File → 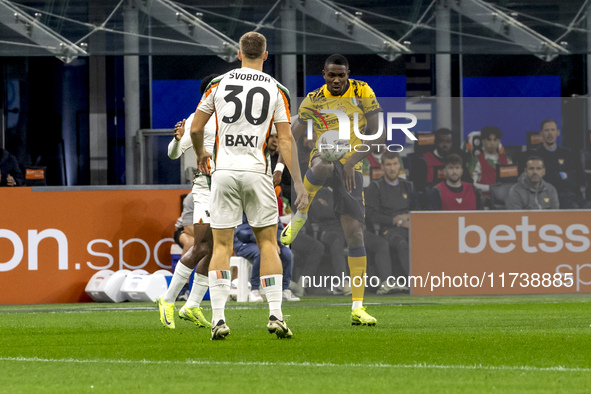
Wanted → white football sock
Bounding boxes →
[352,300,363,310]
[261,274,283,320]
[209,270,231,324]
[185,273,209,308]
[163,263,193,303]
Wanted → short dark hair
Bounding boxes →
[324,54,349,70]
[434,128,452,143]
[540,118,558,130]
[200,74,219,95]
[381,150,401,164]
[481,126,502,140]
[444,153,463,167]
[525,155,545,168]
[239,31,267,60]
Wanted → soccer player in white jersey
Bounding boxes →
[156,75,218,330]
[190,31,307,340]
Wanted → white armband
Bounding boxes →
[274,163,285,173]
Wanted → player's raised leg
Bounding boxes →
[341,215,376,326]
[208,227,234,340]
[281,157,333,245]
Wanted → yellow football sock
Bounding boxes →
[299,173,323,214]
[348,256,367,302]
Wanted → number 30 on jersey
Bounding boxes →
[222,85,270,125]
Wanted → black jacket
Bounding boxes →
[531,145,584,194]
[0,149,24,186]
[365,177,420,230]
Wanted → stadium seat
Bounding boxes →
[496,164,519,183]
[119,269,171,302]
[85,269,130,302]
[229,256,252,303]
[24,166,47,186]
[414,132,436,153]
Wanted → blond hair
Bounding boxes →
[239,31,267,60]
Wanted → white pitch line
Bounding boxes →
[0,357,589,373]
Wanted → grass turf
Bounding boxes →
[1,295,590,393]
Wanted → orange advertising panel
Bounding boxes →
[410,211,591,295]
[0,186,190,304]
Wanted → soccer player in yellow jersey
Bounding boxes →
[280,54,384,326]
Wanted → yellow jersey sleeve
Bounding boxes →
[355,81,381,115]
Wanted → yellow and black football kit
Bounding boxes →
[297,79,381,223]
[298,79,382,171]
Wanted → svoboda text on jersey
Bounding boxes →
[228,72,272,83]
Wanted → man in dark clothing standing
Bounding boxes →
[531,119,589,209]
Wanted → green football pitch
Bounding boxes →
[1,295,590,393]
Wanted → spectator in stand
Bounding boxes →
[429,153,482,210]
[419,128,454,186]
[530,119,590,208]
[0,148,24,186]
[365,151,418,289]
[409,128,453,192]
[467,126,512,193]
[411,128,472,197]
[505,156,559,210]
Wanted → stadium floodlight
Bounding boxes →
[0,0,87,63]
[448,0,569,61]
[295,0,411,61]
[138,0,239,62]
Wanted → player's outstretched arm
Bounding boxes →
[190,110,213,174]
[276,121,308,211]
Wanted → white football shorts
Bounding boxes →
[192,174,211,225]
[210,170,278,229]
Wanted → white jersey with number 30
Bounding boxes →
[197,67,291,175]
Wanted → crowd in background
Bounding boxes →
[263,117,591,296]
